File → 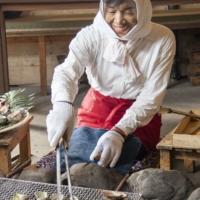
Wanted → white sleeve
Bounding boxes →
[51,29,93,104]
[116,34,176,135]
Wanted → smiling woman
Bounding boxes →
[46,0,176,176]
[104,0,137,37]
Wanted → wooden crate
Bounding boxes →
[189,64,200,76]
[191,42,200,52]
[190,52,200,64]
[172,110,200,149]
[188,75,200,86]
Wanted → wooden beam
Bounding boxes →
[151,0,200,6]
[0,0,99,3]
[39,36,47,96]
[160,149,171,170]
[184,159,194,173]
[0,0,199,5]
[6,35,75,44]
[6,28,80,38]
[0,7,9,95]
[1,2,99,11]
[5,13,96,23]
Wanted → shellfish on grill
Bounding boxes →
[34,191,49,200]
[11,193,29,200]
[0,114,7,125]
[101,190,127,200]
[51,193,64,200]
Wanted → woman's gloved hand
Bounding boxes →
[46,102,74,147]
[90,130,125,168]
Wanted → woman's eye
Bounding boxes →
[106,10,116,14]
[124,9,137,15]
[124,12,135,16]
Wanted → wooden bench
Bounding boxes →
[0,114,33,178]
[157,125,200,173]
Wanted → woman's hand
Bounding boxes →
[90,130,124,167]
[46,102,74,147]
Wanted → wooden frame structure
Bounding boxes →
[1,0,200,95]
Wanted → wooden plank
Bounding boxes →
[0,0,199,5]
[184,160,194,173]
[0,7,9,95]
[156,128,175,150]
[173,116,191,134]
[5,13,96,23]
[6,35,75,43]
[39,36,47,95]
[151,0,200,6]
[1,2,99,11]
[174,151,200,161]
[0,0,99,3]
[153,8,200,17]
[0,146,11,176]
[189,64,200,76]
[173,134,200,149]
[160,149,171,170]
[19,128,31,164]
[6,36,38,43]
[6,27,80,37]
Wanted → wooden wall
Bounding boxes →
[7,39,70,85]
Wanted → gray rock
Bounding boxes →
[187,188,200,200]
[69,163,129,190]
[0,171,4,177]
[17,168,56,184]
[123,168,196,200]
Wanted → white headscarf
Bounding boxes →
[93,0,153,82]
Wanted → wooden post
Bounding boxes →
[39,36,47,95]
[19,125,31,164]
[160,149,171,170]
[0,146,11,176]
[0,7,9,95]
[184,160,194,173]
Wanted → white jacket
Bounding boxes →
[51,0,176,135]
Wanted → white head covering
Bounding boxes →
[93,0,153,82]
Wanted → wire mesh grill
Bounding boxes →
[0,177,142,200]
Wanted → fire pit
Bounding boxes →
[0,177,142,200]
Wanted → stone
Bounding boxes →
[69,163,129,190]
[187,188,200,200]
[0,171,4,177]
[123,168,196,200]
[17,168,56,184]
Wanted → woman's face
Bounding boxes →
[104,0,137,37]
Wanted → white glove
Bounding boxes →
[90,130,124,168]
[46,102,74,147]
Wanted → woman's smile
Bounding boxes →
[104,0,137,37]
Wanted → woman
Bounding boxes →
[46,0,175,175]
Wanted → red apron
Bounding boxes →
[77,88,162,152]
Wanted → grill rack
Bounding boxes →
[0,177,142,200]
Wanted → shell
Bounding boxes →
[34,191,49,200]
[101,190,127,200]
[11,193,29,200]
[51,193,64,200]
[0,100,9,115]
[7,108,26,123]
[0,114,7,125]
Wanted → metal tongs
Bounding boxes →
[56,138,73,200]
